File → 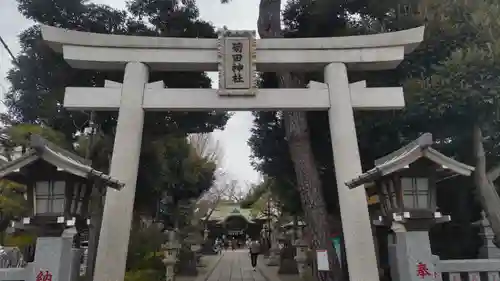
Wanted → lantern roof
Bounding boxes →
[0,134,124,190]
[346,133,474,189]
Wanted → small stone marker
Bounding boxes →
[316,249,330,271]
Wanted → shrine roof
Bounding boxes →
[345,133,475,189]
[204,203,255,224]
[0,135,123,190]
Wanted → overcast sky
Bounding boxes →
[0,0,262,187]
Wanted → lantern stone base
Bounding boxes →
[388,230,437,281]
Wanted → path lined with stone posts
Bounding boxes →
[206,250,268,281]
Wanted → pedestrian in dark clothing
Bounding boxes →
[249,240,261,271]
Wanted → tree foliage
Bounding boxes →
[5,1,227,278]
[125,224,166,281]
[0,180,27,233]
[152,135,217,225]
[8,0,228,141]
[248,0,498,260]
[240,180,268,209]
[7,0,228,217]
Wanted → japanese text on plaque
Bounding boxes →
[224,38,250,89]
[231,42,244,84]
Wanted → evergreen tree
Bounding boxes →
[6,0,228,279]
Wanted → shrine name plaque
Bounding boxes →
[217,29,257,96]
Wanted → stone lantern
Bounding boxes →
[163,230,180,281]
[346,133,474,281]
[185,229,203,271]
[346,133,474,227]
[0,134,123,237]
[293,221,308,278]
[0,134,123,280]
[371,162,444,228]
[203,228,209,241]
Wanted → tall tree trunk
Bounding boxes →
[257,1,341,280]
[473,124,500,247]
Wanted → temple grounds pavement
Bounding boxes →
[188,250,301,281]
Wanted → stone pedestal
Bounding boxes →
[32,230,78,281]
[388,225,437,281]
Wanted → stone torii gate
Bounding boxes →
[41,25,424,281]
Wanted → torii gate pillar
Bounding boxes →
[325,63,379,279]
[93,62,148,281]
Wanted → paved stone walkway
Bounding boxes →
[206,250,267,281]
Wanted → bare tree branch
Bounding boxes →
[187,133,224,166]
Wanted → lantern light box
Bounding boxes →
[346,133,474,227]
[0,134,123,234]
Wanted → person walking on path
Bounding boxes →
[249,239,261,271]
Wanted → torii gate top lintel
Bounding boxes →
[41,24,424,72]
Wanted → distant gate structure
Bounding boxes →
[41,25,425,281]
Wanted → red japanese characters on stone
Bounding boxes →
[416,262,432,279]
[36,270,53,281]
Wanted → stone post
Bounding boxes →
[324,62,379,281]
[163,231,180,281]
[30,227,79,281]
[388,222,439,281]
[94,62,149,281]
